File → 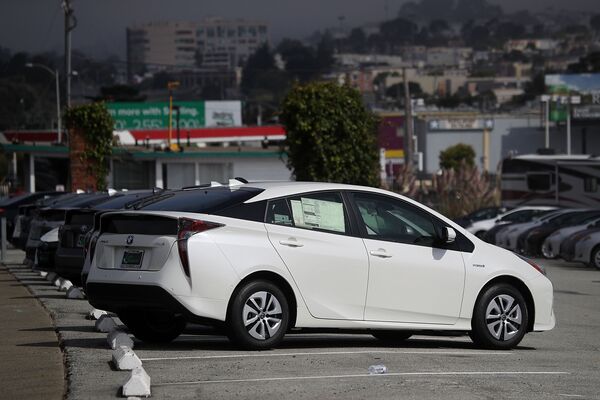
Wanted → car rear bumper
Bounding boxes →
[36,242,58,270]
[55,247,85,281]
[86,282,222,326]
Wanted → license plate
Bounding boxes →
[120,250,144,269]
[77,235,85,248]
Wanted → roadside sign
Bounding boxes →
[107,102,205,131]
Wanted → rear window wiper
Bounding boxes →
[132,192,174,210]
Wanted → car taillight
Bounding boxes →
[88,235,99,261]
[177,218,224,278]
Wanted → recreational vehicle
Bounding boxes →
[501,154,600,208]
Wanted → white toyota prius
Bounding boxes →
[86,181,555,350]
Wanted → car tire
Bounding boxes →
[372,330,412,343]
[589,246,600,270]
[475,230,486,239]
[227,280,289,350]
[118,310,186,344]
[470,283,528,350]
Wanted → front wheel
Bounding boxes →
[118,310,186,344]
[471,284,528,350]
[589,246,600,270]
[227,280,289,350]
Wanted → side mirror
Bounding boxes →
[442,227,457,244]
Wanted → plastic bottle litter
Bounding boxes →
[368,364,388,374]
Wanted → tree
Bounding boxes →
[276,39,319,82]
[429,19,450,36]
[97,85,146,102]
[347,28,367,53]
[568,52,600,73]
[385,82,423,102]
[315,33,335,73]
[380,18,418,44]
[65,102,114,190]
[281,82,379,186]
[241,44,285,95]
[439,143,476,170]
[242,44,291,124]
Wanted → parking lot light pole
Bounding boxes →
[541,95,550,148]
[25,62,62,144]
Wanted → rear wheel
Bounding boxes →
[471,283,528,350]
[118,310,186,344]
[475,230,486,239]
[227,280,289,350]
[589,246,600,270]
[372,330,412,343]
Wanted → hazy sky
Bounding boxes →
[1,0,598,59]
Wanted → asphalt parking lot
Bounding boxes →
[4,250,600,399]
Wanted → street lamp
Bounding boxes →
[25,62,62,144]
[540,95,551,148]
[541,94,581,154]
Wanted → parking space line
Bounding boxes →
[153,371,569,386]
[140,350,512,362]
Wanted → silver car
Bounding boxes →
[542,217,600,259]
[572,230,600,269]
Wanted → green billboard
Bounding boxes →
[107,102,205,130]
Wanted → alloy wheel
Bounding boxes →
[485,294,522,341]
[242,291,283,340]
[593,249,600,270]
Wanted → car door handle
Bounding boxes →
[369,249,392,258]
[279,239,304,248]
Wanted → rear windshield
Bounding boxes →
[57,194,111,208]
[94,192,154,210]
[139,187,264,213]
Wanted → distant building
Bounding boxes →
[127,21,197,80]
[196,18,269,69]
[126,18,270,81]
[504,39,559,53]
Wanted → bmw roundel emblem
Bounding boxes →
[126,235,134,245]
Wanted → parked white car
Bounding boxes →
[572,230,600,269]
[496,210,565,250]
[86,182,555,350]
[542,217,600,259]
[466,206,556,238]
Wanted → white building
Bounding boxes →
[196,18,269,69]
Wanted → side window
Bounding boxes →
[352,192,437,246]
[584,177,598,193]
[502,210,528,223]
[265,198,293,226]
[287,192,349,234]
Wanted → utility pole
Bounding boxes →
[403,67,413,168]
[167,81,180,151]
[63,0,76,109]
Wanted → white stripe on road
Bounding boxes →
[140,350,512,362]
[153,371,568,386]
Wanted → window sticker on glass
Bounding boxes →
[274,213,292,225]
[290,198,345,232]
